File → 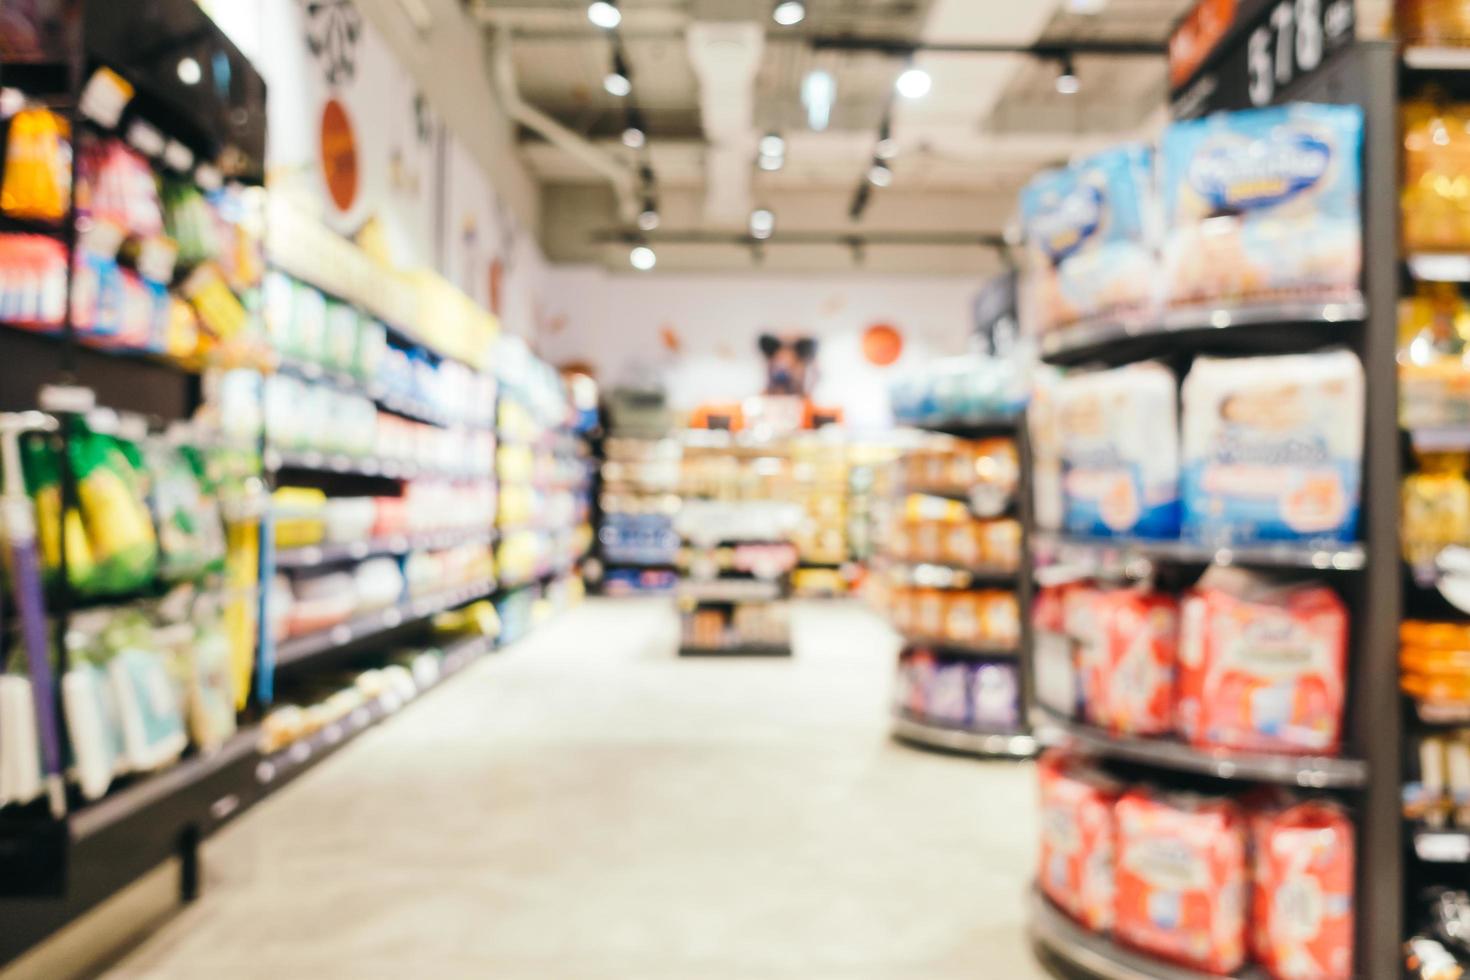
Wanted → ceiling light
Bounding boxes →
[604,71,631,97]
[867,163,893,188]
[802,69,835,132]
[875,137,898,160]
[622,126,646,148]
[895,66,931,99]
[772,1,806,25]
[749,207,775,240]
[757,153,783,172]
[630,244,657,271]
[759,132,785,159]
[1055,56,1080,95]
[1067,0,1108,12]
[176,57,202,85]
[587,1,621,29]
[638,201,660,231]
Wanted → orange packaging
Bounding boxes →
[1099,590,1179,736]
[1114,788,1248,974]
[1178,572,1347,755]
[1251,800,1355,980]
[1037,752,1120,932]
[976,590,1020,647]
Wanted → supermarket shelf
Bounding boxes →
[1414,829,1470,863]
[677,579,783,603]
[264,447,487,482]
[1032,531,1366,572]
[904,415,1021,439]
[1030,706,1367,789]
[277,358,493,430]
[1030,888,1266,980]
[1404,46,1470,71]
[274,580,495,667]
[892,713,1036,758]
[678,643,791,657]
[899,632,1018,658]
[273,528,495,569]
[881,560,1017,589]
[1038,298,1364,367]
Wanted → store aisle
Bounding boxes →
[105,600,1044,980]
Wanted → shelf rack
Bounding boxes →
[891,714,1037,758]
[1025,39,1403,980]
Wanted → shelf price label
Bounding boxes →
[1170,0,1355,117]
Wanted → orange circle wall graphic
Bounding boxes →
[320,98,358,212]
[862,323,903,366]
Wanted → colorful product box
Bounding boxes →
[1020,144,1158,331]
[1180,350,1363,546]
[1178,570,1348,756]
[1160,102,1363,309]
[1055,363,1181,539]
[1114,788,1249,975]
[1037,752,1120,932]
[1251,799,1355,980]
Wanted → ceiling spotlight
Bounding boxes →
[772,1,806,25]
[1055,56,1080,95]
[604,71,631,97]
[757,153,784,172]
[749,207,776,240]
[875,137,899,160]
[176,57,202,85]
[759,132,785,159]
[638,200,660,231]
[587,1,621,29]
[1067,0,1108,11]
[895,66,932,99]
[630,244,656,271]
[802,69,835,132]
[622,126,646,148]
[867,162,893,188]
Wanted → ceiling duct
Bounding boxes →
[685,21,763,226]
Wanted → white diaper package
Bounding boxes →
[0,676,41,807]
[1180,350,1363,545]
[1055,362,1181,539]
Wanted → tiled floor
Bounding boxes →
[100,599,1046,979]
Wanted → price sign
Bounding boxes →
[1170,0,1355,117]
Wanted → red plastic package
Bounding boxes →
[1251,799,1355,980]
[1178,570,1347,755]
[1064,585,1109,728]
[1114,787,1249,974]
[1037,752,1120,931]
[1099,590,1179,735]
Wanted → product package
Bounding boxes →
[1180,350,1364,546]
[1090,588,1180,736]
[1251,798,1356,980]
[1114,787,1249,974]
[0,675,42,807]
[1055,362,1180,539]
[1404,451,1470,569]
[1020,144,1158,332]
[1404,99,1470,252]
[1033,585,1078,718]
[2,107,71,222]
[1161,103,1363,308]
[61,663,127,800]
[1037,752,1120,933]
[1178,568,1349,755]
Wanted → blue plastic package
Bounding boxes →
[1055,362,1181,540]
[1020,144,1157,331]
[1160,102,1363,308]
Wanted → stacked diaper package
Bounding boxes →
[1022,102,1364,335]
[1040,752,1356,979]
[1052,350,1364,548]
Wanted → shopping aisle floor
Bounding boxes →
[105,599,1045,980]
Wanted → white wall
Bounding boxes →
[539,266,981,429]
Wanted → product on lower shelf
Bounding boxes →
[1249,798,1355,980]
[1037,751,1120,932]
[895,649,1020,732]
[1113,787,1249,974]
[887,586,1019,649]
[1402,620,1470,725]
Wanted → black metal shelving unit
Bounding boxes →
[1025,35,1404,980]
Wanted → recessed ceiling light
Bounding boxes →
[1055,56,1080,95]
[759,132,785,159]
[638,201,660,231]
[587,1,621,29]
[630,244,657,270]
[895,67,931,99]
[1067,0,1108,12]
[772,1,806,26]
[622,126,646,148]
[875,137,898,160]
[604,71,632,97]
[867,163,893,188]
[177,57,202,85]
[758,153,784,172]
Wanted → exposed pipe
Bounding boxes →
[489,29,639,222]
